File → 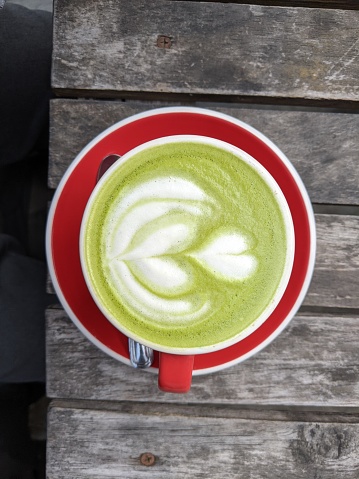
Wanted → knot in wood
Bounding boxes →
[140,452,156,466]
[157,35,172,49]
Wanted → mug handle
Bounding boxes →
[158,353,195,393]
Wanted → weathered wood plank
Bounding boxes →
[46,212,359,308]
[52,0,359,102]
[46,309,359,407]
[188,0,359,10]
[46,399,359,423]
[49,99,359,205]
[307,214,359,309]
[47,406,359,478]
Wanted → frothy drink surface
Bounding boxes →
[83,141,288,349]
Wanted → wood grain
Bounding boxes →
[49,99,359,205]
[47,406,359,478]
[46,309,359,407]
[198,0,359,9]
[52,0,359,102]
[307,214,359,309]
[46,212,359,309]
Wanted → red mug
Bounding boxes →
[79,135,295,393]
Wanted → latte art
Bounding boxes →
[82,139,292,351]
[105,175,257,325]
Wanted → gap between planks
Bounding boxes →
[48,398,359,423]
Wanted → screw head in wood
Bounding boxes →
[157,35,172,49]
[140,452,156,466]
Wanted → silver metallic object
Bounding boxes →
[128,338,154,369]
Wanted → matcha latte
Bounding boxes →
[80,136,294,353]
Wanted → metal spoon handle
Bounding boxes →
[128,338,154,369]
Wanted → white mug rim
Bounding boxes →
[79,134,295,355]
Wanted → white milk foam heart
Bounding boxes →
[104,176,257,323]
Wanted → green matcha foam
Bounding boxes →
[82,139,290,350]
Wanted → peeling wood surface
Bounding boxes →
[47,406,359,478]
[307,214,359,309]
[52,0,359,102]
[49,99,359,205]
[206,0,359,9]
[46,309,359,407]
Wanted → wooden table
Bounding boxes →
[46,1,359,477]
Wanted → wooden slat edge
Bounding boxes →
[49,99,359,205]
[46,309,359,407]
[45,212,359,310]
[175,0,359,11]
[52,1,359,102]
[47,406,359,478]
